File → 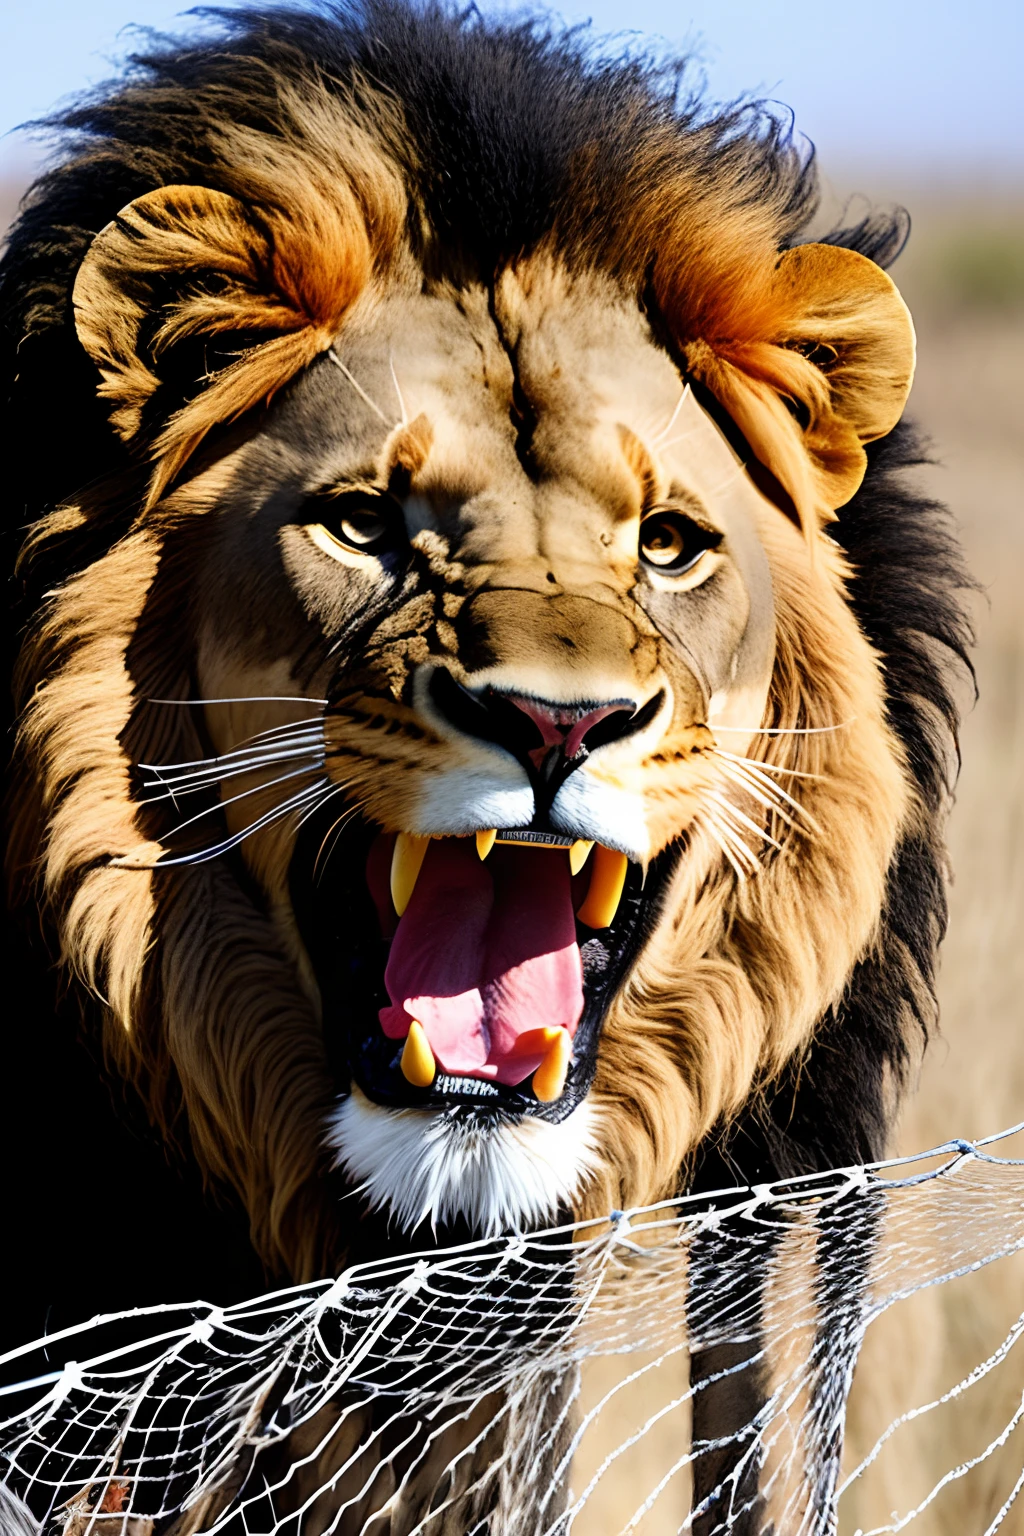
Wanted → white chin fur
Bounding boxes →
[326,1087,603,1236]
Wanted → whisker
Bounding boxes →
[140,761,323,804]
[717,832,762,879]
[712,752,825,836]
[151,773,185,814]
[138,725,324,780]
[713,749,825,782]
[327,349,395,425]
[233,719,326,747]
[112,783,326,869]
[314,801,365,885]
[716,844,750,883]
[705,800,762,866]
[311,802,350,877]
[293,779,352,833]
[709,791,784,852]
[186,784,327,864]
[389,351,408,426]
[713,754,800,811]
[712,762,799,829]
[710,720,855,736]
[715,799,771,865]
[142,738,322,777]
[139,742,326,800]
[146,695,328,707]
[651,383,690,447]
[717,763,812,840]
[137,717,325,802]
[699,814,746,880]
[292,779,351,847]
[705,463,748,496]
[146,764,326,843]
[702,811,757,881]
[649,427,704,454]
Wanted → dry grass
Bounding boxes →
[3,172,1022,1530]
[840,191,1024,1536]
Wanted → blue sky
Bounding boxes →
[2,0,1022,178]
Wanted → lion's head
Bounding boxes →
[4,1,964,1281]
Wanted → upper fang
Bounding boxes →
[569,839,594,875]
[575,846,628,929]
[391,833,430,917]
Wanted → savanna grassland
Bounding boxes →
[2,168,1022,1533]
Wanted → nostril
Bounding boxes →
[427,669,547,757]
[426,668,664,773]
[574,690,665,753]
[562,702,634,759]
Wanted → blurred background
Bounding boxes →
[2,1,1022,1529]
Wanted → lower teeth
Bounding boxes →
[433,1074,500,1097]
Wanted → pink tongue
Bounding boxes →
[379,840,583,1086]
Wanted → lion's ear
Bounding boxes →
[73,182,373,503]
[664,244,915,529]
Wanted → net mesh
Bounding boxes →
[2,1128,1023,1536]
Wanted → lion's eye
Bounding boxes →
[335,508,390,550]
[639,510,721,577]
[304,492,405,560]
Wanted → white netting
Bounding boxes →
[2,1128,1023,1536]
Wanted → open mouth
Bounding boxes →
[290,814,675,1123]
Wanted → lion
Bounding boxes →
[1,0,972,1527]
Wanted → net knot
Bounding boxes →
[400,1261,431,1294]
[52,1360,82,1406]
[320,1273,352,1310]
[189,1309,222,1344]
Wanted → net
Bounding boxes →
[2,1127,1023,1536]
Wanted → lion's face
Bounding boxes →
[14,89,918,1265]
[202,271,775,842]
[182,267,785,1226]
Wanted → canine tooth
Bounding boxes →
[575,846,629,929]
[569,839,595,876]
[401,1020,436,1088]
[512,1025,564,1057]
[532,1027,571,1103]
[390,833,430,916]
[476,828,497,861]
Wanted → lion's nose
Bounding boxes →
[428,669,661,777]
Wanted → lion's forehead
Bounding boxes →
[340,277,688,514]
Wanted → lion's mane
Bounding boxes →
[1,1,972,1295]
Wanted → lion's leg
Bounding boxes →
[686,1223,777,1536]
[799,1185,885,1530]
[684,988,896,1535]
